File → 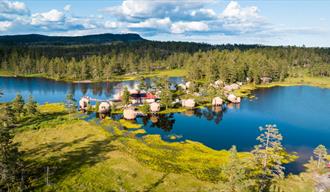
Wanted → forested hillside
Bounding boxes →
[0,33,330,82]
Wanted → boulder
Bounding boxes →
[212,97,223,106]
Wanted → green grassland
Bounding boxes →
[12,103,315,191]
[13,104,228,191]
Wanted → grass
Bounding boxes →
[37,103,66,113]
[119,119,142,129]
[158,107,188,114]
[0,69,15,76]
[11,103,314,191]
[14,103,231,191]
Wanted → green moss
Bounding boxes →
[119,119,142,129]
[159,107,187,114]
[37,103,66,113]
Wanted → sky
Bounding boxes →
[0,0,330,47]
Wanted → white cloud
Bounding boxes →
[31,9,64,25]
[64,4,71,12]
[103,0,216,22]
[0,21,13,31]
[222,1,259,19]
[171,21,209,34]
[219,1,264,33]
[104,21,120,29]
[129,17,171,29]
[0,0,29,15]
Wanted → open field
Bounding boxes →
[10,103,317,191]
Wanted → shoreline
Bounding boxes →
[0,69,187,84]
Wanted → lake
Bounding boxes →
[1,76,330,173]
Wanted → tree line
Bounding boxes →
[1,42,330,82]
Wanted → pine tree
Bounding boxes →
[138,76,148,91]
[122,87,130,106]
[26,95,38,115]
[253,124,286,191]
[65,93,77,114]
[222,146,255,192]
[313,144,327,168]
[12,94,25,116]
[0,104,23,191]
[160,78,173,110]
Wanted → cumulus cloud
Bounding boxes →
[103,0,217,22]
[0,21,13,31]
[219,1,265,33]
[0,0,29,15]
[171,21,209,34]
[100,0,265,36]
[31,9,65,26]
[64,4,71,12]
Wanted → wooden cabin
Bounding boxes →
[129,90,158,104]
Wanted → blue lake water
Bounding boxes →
[1,77,330,173]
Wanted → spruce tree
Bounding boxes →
[160,78,173,109]
[12,94,25,115]
[222,146,255,192]
[65,93,77,114]
[122,87,130,106]
[0,104,23,191]
[26,95,38,115]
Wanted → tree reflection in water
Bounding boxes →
[142,114,176,132]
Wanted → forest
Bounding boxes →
[1,35,329,83]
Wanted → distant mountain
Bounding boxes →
[0,33,145,45]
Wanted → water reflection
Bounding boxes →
[0,76,183,104]
[141,114,176,132]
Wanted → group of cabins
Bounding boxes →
[79,79,247,120]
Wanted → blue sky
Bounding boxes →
[0,0,329,47]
